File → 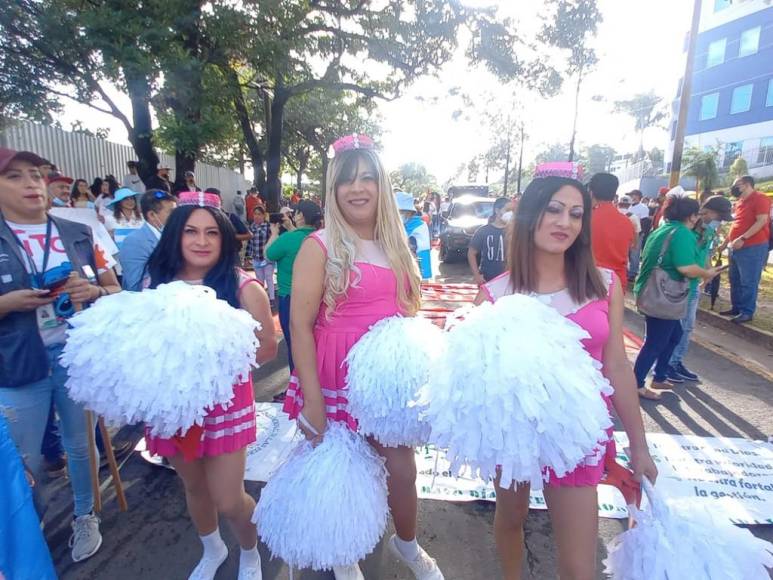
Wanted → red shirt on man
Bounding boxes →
[729,190,771,247]
[591,202,635,288]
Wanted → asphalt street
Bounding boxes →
[46,255,773,580]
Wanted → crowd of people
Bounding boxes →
[0,137,769,580]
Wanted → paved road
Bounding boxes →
[48,255,773,580]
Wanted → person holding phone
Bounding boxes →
[265,200,322,377]
[666,195,733,383]
[0,147,121,564]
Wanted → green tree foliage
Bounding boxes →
[539,0,602,162]
[390,163,438,196]
[729,156,749,180]
[614,91,667,158]
[683,147,720,192]
[582,144,616,175]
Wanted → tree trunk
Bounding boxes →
[125,73,159,184]
[170,0,204,193]
[265,86,288,212]
[568,64,584,163]
[503,138,512,196]
[223,65,266,191]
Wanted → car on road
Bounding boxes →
[439,195,495,262]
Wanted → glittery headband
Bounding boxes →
[331,133,375,155]
[177,191,221,209]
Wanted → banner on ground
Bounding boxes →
[139,404,773,524]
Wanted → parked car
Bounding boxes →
[439,195,495,262]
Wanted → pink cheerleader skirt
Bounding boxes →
[146,376,257,460]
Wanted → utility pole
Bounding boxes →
[669,0,702,187]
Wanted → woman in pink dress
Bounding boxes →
[284,135,443,580]
[145,191,278,580]
[474,176,658,580]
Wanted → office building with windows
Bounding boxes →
[665,0,773,179]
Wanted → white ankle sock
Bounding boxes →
[394,536,420,561]
[189,528,228,580]
[239,545,261,569]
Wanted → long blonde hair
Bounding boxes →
[323,149,421,316]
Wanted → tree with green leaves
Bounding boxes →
[682,147,720,192]
[539,0,602,162]
[582,144,616,175]
[390,163,438,196]
[614,91,667,160]
[729,156,749,181]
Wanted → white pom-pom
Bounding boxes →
[254,423,388,570]
[344,315,441,447]
[61,281,260,437]
[605,478,773,579]
[422,293,614,489]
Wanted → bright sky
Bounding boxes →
[57,0,692,185]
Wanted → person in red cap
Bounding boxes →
[47,173,74,208]
[0,147,121,564]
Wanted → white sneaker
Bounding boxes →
[333,564,365,580]
[70,513,103,562]
[387,535,444,580]
[237,550,262,580]
[188,549,228,580]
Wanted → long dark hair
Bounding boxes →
[90,177,104,197]
[112,197,142,221]
[71,179,89,200]
[146,205,240,307]
[508,176,607,303]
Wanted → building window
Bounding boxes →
[714,0,731,11]
[730,84,753,114]
[767,79,773,107]
[759,137,773,166]
[739,26,761,57]
[706,38,726,68]
[700,93,720,120]
[723,142,743,169]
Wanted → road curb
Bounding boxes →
[695,307,773,351]
[624,298,773,351]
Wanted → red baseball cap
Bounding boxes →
[47,173,74,185]
[0,147,48,174]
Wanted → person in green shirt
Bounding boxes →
[265,200,322,375]
[667,195,733,382]
[632,195,721,397]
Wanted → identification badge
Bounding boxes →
[36,303,58,332]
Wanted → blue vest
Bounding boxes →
[0,215,97,388]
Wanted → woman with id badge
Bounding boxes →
[0,147,121,564]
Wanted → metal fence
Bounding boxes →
[0,121,251,209]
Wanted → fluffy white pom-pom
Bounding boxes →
[422,293,614,489]
[254,423,388,570]
[605,478,773,579]
[344,315,441,447]
[61,281,260,438]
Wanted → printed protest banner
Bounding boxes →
[49,207,118,258]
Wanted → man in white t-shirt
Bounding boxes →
[628,189,650,221]
[0,147,121,564]
[122,160,145,193]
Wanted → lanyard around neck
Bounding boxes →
[8,217,53,284]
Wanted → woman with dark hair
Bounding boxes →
[145,192,277,580]
[474,176,657,580]
[104,188,144,250]
[633,195,720,395]
[93,178,113,217]
[70,179,95,209]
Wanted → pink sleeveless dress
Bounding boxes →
[146,271,260,458]
[481,269,617,487]
[283,232,403,429]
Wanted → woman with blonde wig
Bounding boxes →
[283,134,443,580]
